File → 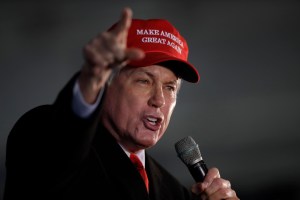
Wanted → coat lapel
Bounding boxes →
[92,125,150,200]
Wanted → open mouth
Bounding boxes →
[143,115,163,131]
[147,117,159,125]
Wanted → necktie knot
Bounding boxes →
[130,154,149,192]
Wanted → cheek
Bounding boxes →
[162,101,176,127]
[167,99,176,116]
[117,91,145,120]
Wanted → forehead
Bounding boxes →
[108,64,182,91]
[121,65,179,80]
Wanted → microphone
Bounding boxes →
[175,136,208,182]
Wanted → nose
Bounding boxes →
[148,85,165,108]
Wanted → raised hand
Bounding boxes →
[78,7,145,104]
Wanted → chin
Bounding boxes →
[136,136,154,148]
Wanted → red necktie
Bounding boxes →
[130,153,149,192]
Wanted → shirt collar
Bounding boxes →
[119,144,146,167]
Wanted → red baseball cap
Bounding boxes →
[112,19,200,83]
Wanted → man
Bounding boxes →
[4,7,239,200]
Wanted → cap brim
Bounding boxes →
[129,52,200,83]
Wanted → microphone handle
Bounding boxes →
[188,160,208,182]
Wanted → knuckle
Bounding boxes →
[219,187,234,198]
[214,178,230,188]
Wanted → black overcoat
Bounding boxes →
[4,73,196,200]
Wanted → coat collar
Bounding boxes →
[92,124,150,200]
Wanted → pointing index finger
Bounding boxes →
[111,7,133,36]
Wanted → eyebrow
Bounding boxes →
[134,70,179,83]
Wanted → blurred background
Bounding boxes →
[1,0,300,199]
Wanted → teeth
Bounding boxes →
[147,117,158,125]
[147,117,157,122]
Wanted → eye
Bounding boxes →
[137,79,150,85]
[166,85,176,92]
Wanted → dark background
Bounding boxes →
[1,1,300,199]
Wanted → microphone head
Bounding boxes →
[175,136,203,166]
